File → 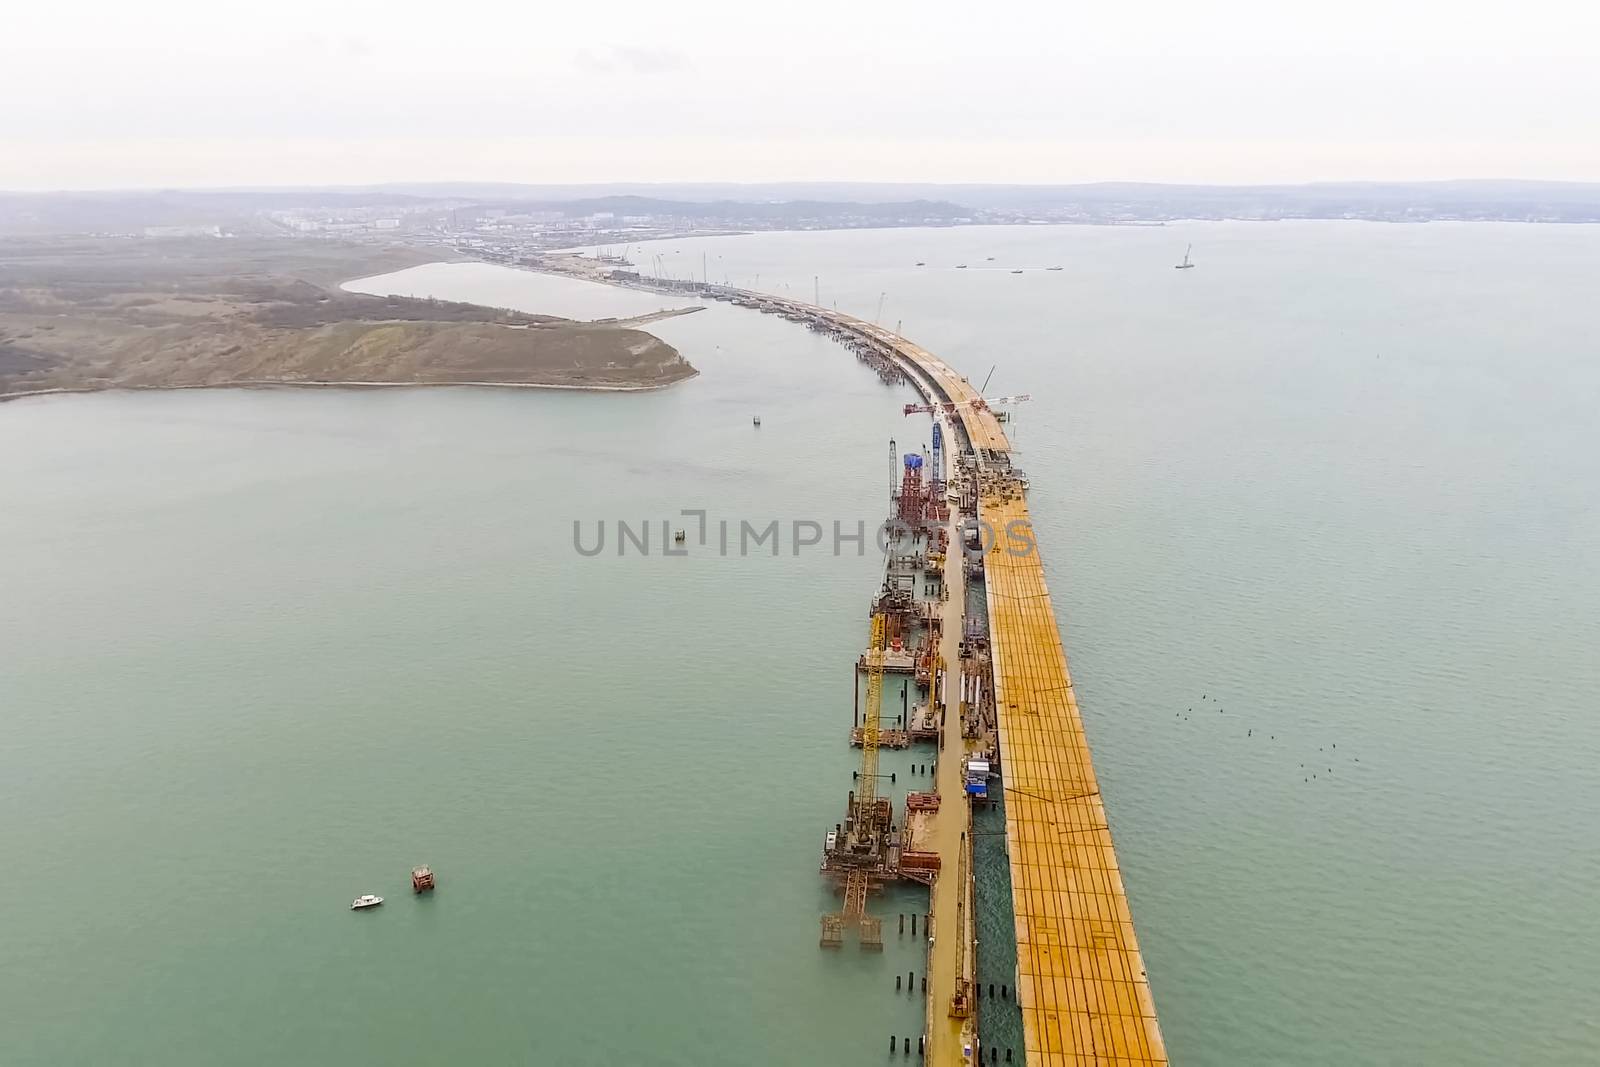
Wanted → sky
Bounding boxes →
[3,0,1598,190]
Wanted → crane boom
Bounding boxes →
[856,612,886,815]
[903,394,1032,416]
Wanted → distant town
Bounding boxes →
[3,181,1599,247]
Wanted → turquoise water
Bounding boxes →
[4,223,1599,1063]
[0,293,930,1065]
[603,223,1600,1063]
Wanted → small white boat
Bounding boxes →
[351,894,384,910]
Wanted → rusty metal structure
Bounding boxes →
[821,611,891,950]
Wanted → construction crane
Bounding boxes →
[902,393,1032,417]
[855,611,886,829]
[821,611,890,950]
[888,438,899,509]
[949,827,973,1017]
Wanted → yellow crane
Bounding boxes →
[857,611,886,818]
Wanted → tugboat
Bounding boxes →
[1010,269,1023,274]
[915,261,926,266]
[954,264,968,270]
[351,894,384,911]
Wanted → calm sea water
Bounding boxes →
[4,223,1598,1064]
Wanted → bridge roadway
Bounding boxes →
[766,297,1168,1066]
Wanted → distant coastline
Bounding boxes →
[8,181,1600,244]
[0,374,695,405]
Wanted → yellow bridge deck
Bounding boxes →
[979,494,1166,1065]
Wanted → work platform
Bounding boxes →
[858,650,917,673]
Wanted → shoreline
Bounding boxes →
[0,372,698,405]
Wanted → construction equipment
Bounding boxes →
[903,394,1032,417]
[949,827,972,1018]
[892,448,949,527]
[821,612,891,950]
[856,612,886,836]
[888,438,899,507]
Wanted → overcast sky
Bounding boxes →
[4,0,1598,190]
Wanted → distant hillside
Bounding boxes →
[373,178,1600,215]
[931,180,1600,220]
[472,195,970,222]
[0,189,969,235]
[376,179,1600,222]
[5,180,1600,234]
[0,189,438,236]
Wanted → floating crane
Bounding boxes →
[902,393,1032,417]
[821,611,891,950]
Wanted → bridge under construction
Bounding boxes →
[769,293,1166,1067]
[559,262,1169,1066]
